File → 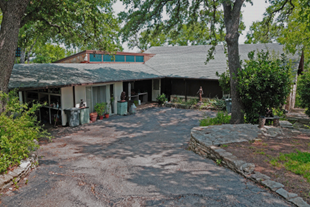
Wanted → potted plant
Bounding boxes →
[104,103,110,118]
[90,112,98,122]
[94,102,106,120]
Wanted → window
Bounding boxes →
[86,86,107,113]
[90,54,102,62]
[103,55,114,62]
[126,55,135,62]
[136,56,144,62]
[115,55,125,62]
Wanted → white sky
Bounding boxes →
[113,0,270,52]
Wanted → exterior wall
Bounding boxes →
[61,87,74,126]
[162,78,222,101]
[58,54,86,63]
[75,85,87,106]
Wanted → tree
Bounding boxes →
[297,70,310,116]
[120,0,298,123]
[120,0,252,123]
[31,43,70,63]
[245,1,306,63]
[0,0,120,111]
[128,20,245,52]
[237,50,292,123]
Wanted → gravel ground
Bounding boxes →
[0,107,293,207]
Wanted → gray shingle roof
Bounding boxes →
[9,43,300,89]
[145,43,300,79]
[9,63,163,89]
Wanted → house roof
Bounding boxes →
[9,63,163,89]
[144,43,300,79]
[9,43,300,89]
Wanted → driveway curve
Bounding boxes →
[0,107,292,206]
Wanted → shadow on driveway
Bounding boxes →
[0,108,292,207]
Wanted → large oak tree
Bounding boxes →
[0,0,120,112]
[120,0,298,123]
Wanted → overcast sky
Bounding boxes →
[113,1,270,52]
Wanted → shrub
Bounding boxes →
[216,69,230,95]
[0,90,49,173]
[237,50,292,124]
[200,111,231,126]
[156,93,167,105]
[212,98,226,111]
[297,70,310,116]
[94,102,106,115]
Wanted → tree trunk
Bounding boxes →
[0,0,30,112]
[223,0,245,124]
[20,48,26,63]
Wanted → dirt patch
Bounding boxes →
[224,129,310,204]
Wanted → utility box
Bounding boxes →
[79,107,90,125]
[117,101,127,115]
[64,108,81,127]
[225,99,232,114]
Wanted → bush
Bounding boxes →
[297,71,310,116]
[216,70,230,94]
[0,91,49,173]
[200,111,231,126]
[237,50,292,124]
[156,93,167,105]
[94,102,106,115]
[212,98,226,110]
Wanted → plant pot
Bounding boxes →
[99,115,104,120]
[90,112,97,117]
[90,116,97,122]
[104,114,109,118]
[90,112,98,122]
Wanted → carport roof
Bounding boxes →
[9,63,163,89]
[9,43,300,89]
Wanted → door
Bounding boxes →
[86,86,107,113]
[152,79,161,101]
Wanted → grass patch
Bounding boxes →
[270,151,310,183]
[199,111,231,126]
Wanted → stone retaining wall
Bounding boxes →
[0,152,38,191]
[189,127,310,207]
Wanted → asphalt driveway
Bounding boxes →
[0,107,292,206]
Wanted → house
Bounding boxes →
[8,43,301,126]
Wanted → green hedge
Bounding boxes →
[0,91,49,173]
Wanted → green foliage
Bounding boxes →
[216,70,230,94]
[270,151,310,183]
[200,111,231,126]
[212,98,226,111]
[297,70,310,116]
[0,91,49,174]
[237,50,292,124]
[119,0,248,54]
[245,1,310,66]
[171,97,198,106]
[94,102,106,116]
[156,93,167,105]
[17,0,121,63]
[31,44,66,63]
[133,100,139,107]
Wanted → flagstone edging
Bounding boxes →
[0,151,38,191]
[189,127,310,207]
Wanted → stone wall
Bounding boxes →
[189,125,310,207]
[0,152,38,191]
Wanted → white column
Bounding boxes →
[19,91,23,105]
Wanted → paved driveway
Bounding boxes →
[1,107,292,206]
